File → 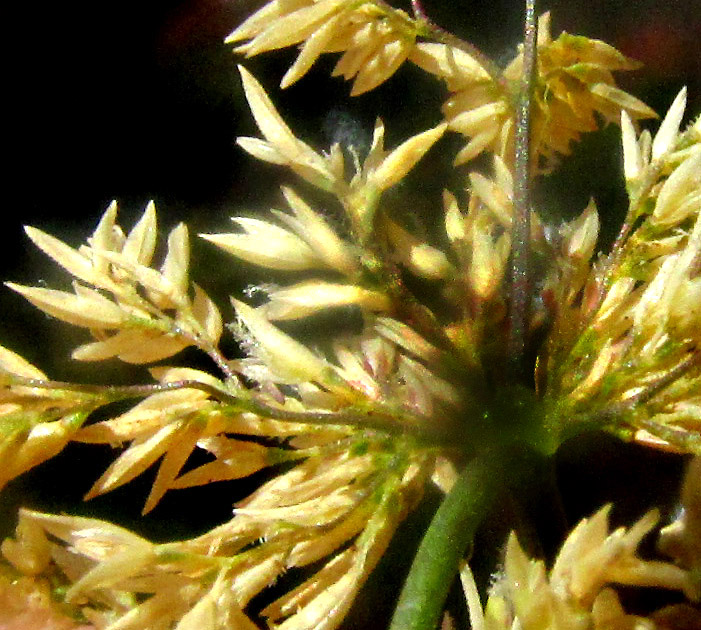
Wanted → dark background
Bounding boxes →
[1,1,699,626]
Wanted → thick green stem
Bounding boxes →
[388,451,501,630]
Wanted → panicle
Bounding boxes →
[227,0,418,94]
[542,90,701,454]
[413,13,656,170]
[10,202,223,365]
[479,505,699,630]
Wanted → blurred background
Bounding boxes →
[1,1,699,626]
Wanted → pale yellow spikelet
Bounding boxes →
[6,283,126,329]
[385,219,454,280]
[468,212,510,300]
[652,87,688,160]
[286,502,372,568]
[237,65,302,156]
[170,436,269,489]
[0,343,47,380]
[158,223,190,306]
[668,277,701,335]
[444,190,467,243]
[142,419,205,515]
[264,281,391,320]
[17,509,152,562]
[238,0,347,56]
[93,249,186,307]
[225,0,310,45]
[590,277,636,330]
[450,102,508,139]
[87,200,121,274]
[333,342,384,400]
[235,487,358,527]
[375,317,440,363]
[361,116,386,173]
[1,514,51,576]
[24,226,102,288]
[469,171,512,229]
[589,83,657,119]
[202,217,321,271]
[280,12,347,88]
[348,34,413,96]
[121,201,158,267]
[459,561,485,630]
[83,421,184,503]
[9,414,86,482]
[71,328,190,364]
[371,123,447,191]
[562,201,599,261]
[398,355,460,415]
[190,284,224,346]
[65,545,158,604]
[235,136,290,165]
[277,186,359,275]
[651,147,701,227]
[409,243,455,280]
[409,42,491,90]
[237,66,336,189]
[453,125,502,167]
[232,298,331,384]
[331,21,376,80]
[620,110,643,182]
[431,456,459,495]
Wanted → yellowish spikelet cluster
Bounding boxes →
[413,13,657,169]
[542,89,701,453]
[227,0,418,95]
[472,503,699,630]
[2,440,430,630]
[6,202,222,365]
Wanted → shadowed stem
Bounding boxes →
[388,451,502,630]
[508,0,537,380]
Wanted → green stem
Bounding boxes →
[388,451,501,630]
